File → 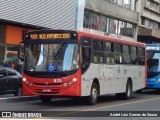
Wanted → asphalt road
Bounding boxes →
[0,89,160,120]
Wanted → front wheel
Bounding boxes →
[87,83,98,105]
[40,96,52,103]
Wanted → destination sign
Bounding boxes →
[29,33,70,40]
[146,46,160,51]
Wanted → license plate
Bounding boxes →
[42,89,51,92]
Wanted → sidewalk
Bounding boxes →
[0,95,39,103]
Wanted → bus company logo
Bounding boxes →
[2,112,11,117]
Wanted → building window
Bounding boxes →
[83,10,89,28]
[145,18,159,31]
[83,10,135,38]
[146,0,158,11]
[108,18,118,35]
[100,15,107,32]
[119,21,135,37]
[123,0,131,9]
[104,0,131,10]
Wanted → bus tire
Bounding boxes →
[123,80,132,100]
[116,80,132,100]
[40,96,52,103]
[87,82,98,105]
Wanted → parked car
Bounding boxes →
[0,67,22,96]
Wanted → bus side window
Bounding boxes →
[93,40,104,63]
[130,46,137,65]
[123,45,131,64]
[114,43,122,64]
[115,54,123,64]
[104,42,114,64]
[81,47,91,73]
[105,53,114,64]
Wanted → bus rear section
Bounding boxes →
[79,33,146,104]
[146,44,160,89]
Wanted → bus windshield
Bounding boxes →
[147,51,160,72]
[24,43,79,72]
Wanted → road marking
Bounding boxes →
[49,97,160,117]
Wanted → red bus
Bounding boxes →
[18,30,146,105]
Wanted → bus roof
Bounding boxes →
[77,30,145,47]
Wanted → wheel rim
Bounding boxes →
[91,87,97,102]
[127,84,131,97]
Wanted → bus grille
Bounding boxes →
[34,83,62,86]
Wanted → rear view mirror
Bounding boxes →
[18,41,24,61]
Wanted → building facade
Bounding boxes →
[82,0,139,42]
[0,0,77,66]
[0,0,139,66]
[137,0,160,43]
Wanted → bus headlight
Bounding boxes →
[23,78,26,82]
[23,78,33,86]
[73,78,77,82]
[157,79,160,82]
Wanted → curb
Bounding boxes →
[0,96,39,103]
